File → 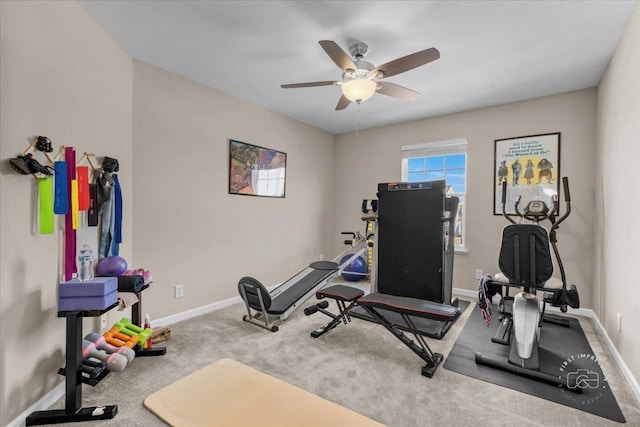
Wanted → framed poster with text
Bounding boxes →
[494,132,560,215]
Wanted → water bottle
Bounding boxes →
[78,245,94,281]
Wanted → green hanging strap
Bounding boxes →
[38,177,54,234]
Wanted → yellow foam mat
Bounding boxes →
[144,358,385,427]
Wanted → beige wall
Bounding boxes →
[131,62,336,319]
[595,4,640,386]
[334,89,597,309]
[0,1,133,424]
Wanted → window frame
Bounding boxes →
[401,138,468,252]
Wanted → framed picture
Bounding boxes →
[493,132,560,215]
[229,139,287,198]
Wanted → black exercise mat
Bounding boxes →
[350,299,470,339]
[444,304,626,423]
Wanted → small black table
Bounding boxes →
[26,304,119,425]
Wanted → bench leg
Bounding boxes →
[307,300,358,338]
[361,306,442,377]
[239,284,280,332]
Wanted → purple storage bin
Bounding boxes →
[58,277,118,311]
[58,291,117,311]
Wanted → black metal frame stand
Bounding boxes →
[26,306,119,425]
[26,283,165,425]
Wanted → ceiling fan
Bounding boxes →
[281,40,440,110]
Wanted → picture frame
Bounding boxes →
[228,139,287,198]
[493,132,560,215]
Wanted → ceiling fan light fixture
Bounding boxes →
[341,78,377,103]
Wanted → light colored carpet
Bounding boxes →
[47,295,640,427]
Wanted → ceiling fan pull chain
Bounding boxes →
[356,103,359,136]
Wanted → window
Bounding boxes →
[252,166,285,197]
[401,139,467,251]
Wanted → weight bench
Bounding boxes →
[238,261,341,332]
[305,284,461,377]
[239,232,368,332]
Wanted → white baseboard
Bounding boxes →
[453,287,477,299]
[151,284,279,328]
[7,381,65,427]
[589,309,640,402]
[544,304,594,319]
[151,295,242,328]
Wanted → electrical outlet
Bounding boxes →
[100,315,107,330]
[174,284,184,298]
[475,269,484,280]
[617,313,622,332]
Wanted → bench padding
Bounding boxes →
[358,292,460,322]
[316,285,364,302]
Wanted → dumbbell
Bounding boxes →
[104,327,138,348]
[114,318,152,347]
[85,332,135,362]
[82,358,106,379]
[82,339,128,372]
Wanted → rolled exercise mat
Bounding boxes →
[77,166,90,211]
[53,161,68,214]
[88,183,98,226]
[38,177,54,234]
[71,179,79,230]
[116,275,144,293]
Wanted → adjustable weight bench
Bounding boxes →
[238,232,368,332]
[305,284,461,377]
[238,261,341,332]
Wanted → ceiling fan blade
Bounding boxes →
[373,47,440,78]
[377,82,420,101]
[281,81,337,89]
[319,40,358,72]
[335,95,351,110]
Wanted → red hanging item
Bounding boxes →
[77,166,90,211]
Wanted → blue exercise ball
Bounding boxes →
[340,255,367,281]
[96,256,128,276]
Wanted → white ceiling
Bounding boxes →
[80,1,637,135]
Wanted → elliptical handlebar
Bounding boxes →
[551,177,571,232]
[514,196,523,219]
[563,176,571,202]
[501,181,517,224]
[501,178,572,227]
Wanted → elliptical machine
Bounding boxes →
[475,177,580,388]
